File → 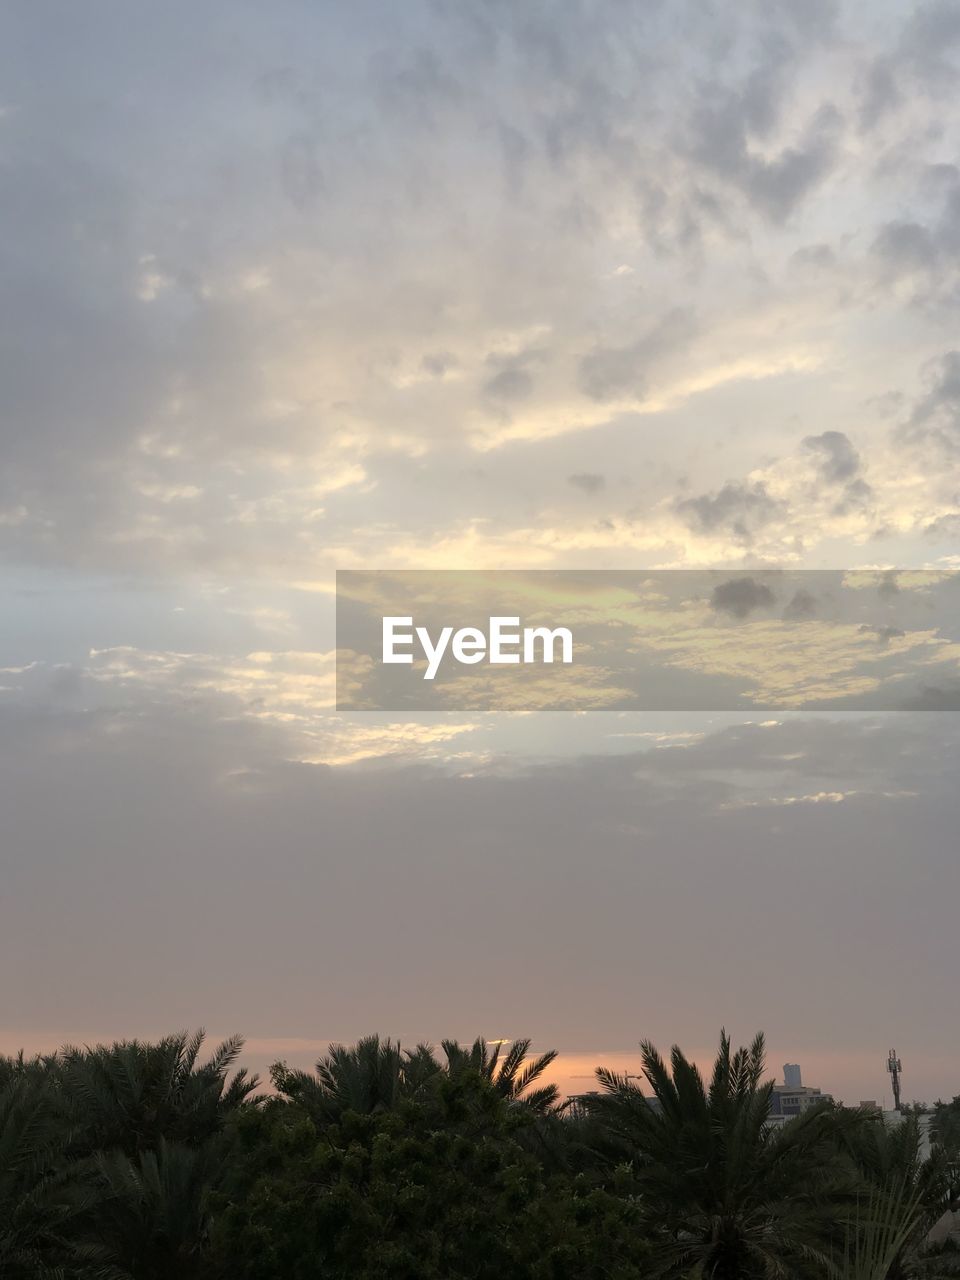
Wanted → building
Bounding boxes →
[767,1064,833,1127]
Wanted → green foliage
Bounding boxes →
[586,1030,861,1279]
[271,1034,440,1123]
[54,1030,259,1157]
[210,1072,647,1279]
[440,1036,560,1114]
[271,1033,560,1124]
[0,1026,955,1279]
[0,1031,254,1278]
[834,1180,926,1280]
[0,1074,113,1279]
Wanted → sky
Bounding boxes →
[2,0,960,1105]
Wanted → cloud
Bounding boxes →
[784,588,818,619]
[904,351,960,454]
[675,482,785,546]
[710,577,777,618]
[568,472,606,493]
[689,71,842,223]
[7,0,960,1114]
[857,623,906,645]
[0,0,956,577]
[857,58,902,130]
[421,351,458,377]
[901,680,960,708]
[482,362,534,404]
[802,431,861,484]
[576,309,697,403]
[1,692,958,1095]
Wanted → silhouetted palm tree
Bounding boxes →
[91,1138,220,1280]
[0,1075,113,1278]
[836,1178,926,1280]
[585,1030,852,1279]
[273,1034,560,1122]
[441,1037,559,1114]
[272,1034,442,1122]
[56,1031,258,1157]
[834,1111,951,1280]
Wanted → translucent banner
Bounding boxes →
[336,570,960,711]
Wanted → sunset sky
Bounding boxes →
[2,0,960,1106]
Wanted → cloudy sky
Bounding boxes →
[2,0,960,1104]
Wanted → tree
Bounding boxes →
[933,1098,960,1160]
[273,1033,559,1122]
[834,1110,953,1280]
[836,1179,926,1280]
[0,1032,258,1278]
[89,1138,222,1280]
[210,1071,647,1279]
[584,1029,852,1279]
[54,1031,258,1158]
[0,1074,112,1279]
[440,1037,560,1114]
[271,1034,442,1124]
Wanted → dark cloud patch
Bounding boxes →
[872,183,960,299]
[744,113,841,222]
[857,58,901,131]
[577,309,695,403]
[831,477,873,517]
[800,431,872,517]
[789,243,837,269]
[675,481,785,545]
[784,588,818,620]
[690,86,842,222]
[483,364,533,402]
[421,351,458,377]
[924,511,960,539]
[42,665,86,701]
[498,123,530,199]
[372,45,463,126]
[568,473,606,493]
[802,430,861,483]
[857,2,960,137]
[578,344,647,403]
[904,351,960,453]
[901,680,960,709]
[874,221,938,275]
[710,576,776,619]
[858,623,905,645]
[878,570,901,601]
[481,347,546,407]
[279,135,325,211]
[900,0,960,82]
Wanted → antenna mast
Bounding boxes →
[887,1048,903,1112]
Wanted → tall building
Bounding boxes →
[767,1064,833,1126]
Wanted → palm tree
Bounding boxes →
[835,1179,926,1280]
[273,1034,560,1122]
[584,1030,852,1279]
[834,1111,952,1280]
[0,1074,114,1278]
[90,1138,220,1280]
[55,1031,258,1157]
[440,1037,560,1115]
[272,1034,442,1123]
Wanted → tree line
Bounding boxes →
[2,1027,959,1278]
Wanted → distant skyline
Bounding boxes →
[2,1,959,1105]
